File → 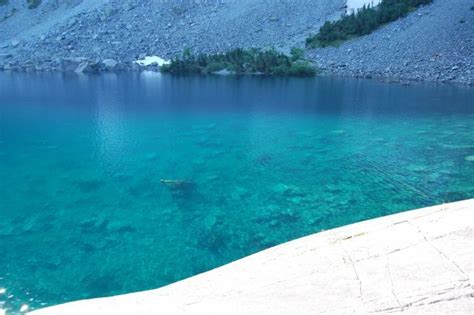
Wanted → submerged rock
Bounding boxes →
[161,179,197,200]
[230,186,250,201]
[465,155,474,162]
[272,183,305,197]
[160,179,195,190]
[73,178,104,193]
[145,153,158,161]
[196,227,230,254]
[272,183,289,194]
[80,217,109,233]
[0,223,14,236]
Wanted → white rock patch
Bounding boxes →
[135,56,170,67]
[346,0,382,13]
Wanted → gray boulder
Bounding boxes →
[75,62,90,73]
[11,39,20,48]
[61,57,88,72]
[102,58,118,70]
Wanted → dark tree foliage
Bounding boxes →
[161,48,317,76]
[306,0,433,47]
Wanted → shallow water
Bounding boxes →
[0,72,473,313]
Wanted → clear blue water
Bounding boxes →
[0,72,473,313]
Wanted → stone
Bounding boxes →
[272,183,289,194]
[102,58,118,70]
[61,57,88,72]
[272,183,305,197]
[11,39,20,48]
[230,186,250,201]
[464,155,474,162]
[75,62,90,73]
[145,153,158,161]
[0,53,12,59]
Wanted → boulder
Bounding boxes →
[11,39,20,48]
[0,53,12,59]
[61,57,88,72]
[102,58,118,70]
[75,62,90,73]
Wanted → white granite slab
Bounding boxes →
[29,199,474,314]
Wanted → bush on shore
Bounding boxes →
[306,0,433,48]
[161,48,318,77]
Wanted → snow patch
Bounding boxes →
[346,0,382,13]
[135,56,171,67]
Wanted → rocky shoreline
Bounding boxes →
[0,0,473,86]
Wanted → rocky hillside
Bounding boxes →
[0,0,345,70]
[309,0,474,85]
[0,0,473,85]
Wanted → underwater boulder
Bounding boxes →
[160,179,196,192]
[272,183,305,197]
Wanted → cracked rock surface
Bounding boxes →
[29,199,474,315]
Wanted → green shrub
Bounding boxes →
[27,0,42,9]
[288,61,318,76]
[290,47,305,61]
[161,48,318,77]
[0,0,9,7]
[206,62,226,73]
[306,0,433,47]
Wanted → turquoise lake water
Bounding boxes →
[0,72,473,313]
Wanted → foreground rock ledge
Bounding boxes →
[30,199,474,314]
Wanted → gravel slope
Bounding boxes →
[308,0,474,85]
[0,0,345,70]
[0,0,472,85]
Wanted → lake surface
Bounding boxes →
[0,72,473,313]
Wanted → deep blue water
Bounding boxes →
[0,72,473,313]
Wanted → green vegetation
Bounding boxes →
[306,0,433,48]
[161,48,317,76]
[0,0,9,6]
[27,0,41,9]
